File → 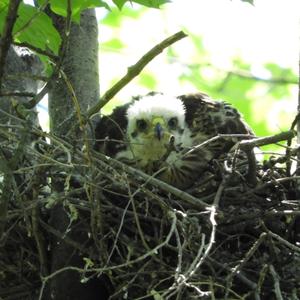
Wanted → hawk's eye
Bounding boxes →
[136,119,148,131]
[168,117,178,129]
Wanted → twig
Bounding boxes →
[253,176,300,193]
[244,147,258,186]
[0,91,36,97]
[256,264,268,297]
[239,130,296,150]
[86,30,187,118]
[263,224,300,254]
[0,0,22,91]
[0,154,13,240]
[3,72,49,82]
[224,233,267,298]
[13,41,59,61]
[165,180,225,298]
[127,175,151,251]
[32,206,48,276]
[227,69,298,85]
[93,149,210,210]
[269,265,283,300]
[39,212,178,289]
[208,257,257,290]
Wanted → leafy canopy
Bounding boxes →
[0,0,169,57]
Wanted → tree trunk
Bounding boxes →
[0,45,41,239]
[46,9,102,300]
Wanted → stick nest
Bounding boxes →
[1,125,300,300]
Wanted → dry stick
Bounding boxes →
[256,264,268,298]
[31,206,48,276]
[252,176,300,193]
[224,233,267,299]
[0,0,22,91]
[4,73,49,82]
[86,30,188,119]
[39,212,178,299]
[165,180,226,298]
[126,175,151,252]
[0,91,36,97]
[238,130,296,185]
[93,150,210,210]
[207,257,257,291]
[238,130,296,150]
[263,225,300,254]
[5,113,209,211]
[269,265,284,300]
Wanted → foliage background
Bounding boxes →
[95,0,298,141]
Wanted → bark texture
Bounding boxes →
[49,9,99,137]
[0,45,41,239]
[47,9,102,300]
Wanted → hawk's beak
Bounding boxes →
[154,123,163,140]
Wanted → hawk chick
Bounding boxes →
[95,92,254,189]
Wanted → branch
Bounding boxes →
[13,41,59,61]
[4,73,49,82]
[238,130,296,150]
[92,151,209,210]
[0,91,36,97]
[86,30,188,119]
[227,69,298,85]
[0,0,22,91]
[269,265,283,300]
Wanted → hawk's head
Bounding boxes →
[118,93,191,170]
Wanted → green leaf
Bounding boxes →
[112,0,127,9]
[138,72,157,89]
[113,0,169,9]
[101,38,125,50]
[38,0,110,22]
[241,0,254,5]
[101,5,141,27]
[230,0,254,4]
[12,3,61,54]
[132,0,170,8]
[0,0,8,11]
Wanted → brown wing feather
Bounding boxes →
[178,93,254,154]
[94,103,130,157]
[178,92,253,137]
[159,92,256,188]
